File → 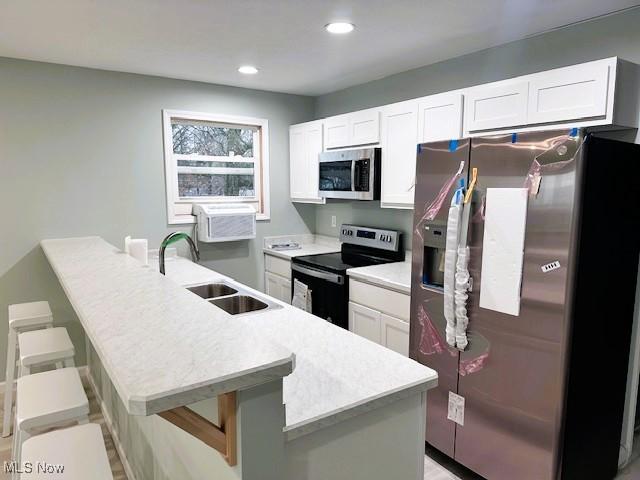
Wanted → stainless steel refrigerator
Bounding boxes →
[409,129,640,480]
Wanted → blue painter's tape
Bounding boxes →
[417,144,422,154]
[449,139,458,152]
[511,133,517,144]
[569,127,578,137]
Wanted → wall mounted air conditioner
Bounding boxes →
[193,204,256,242]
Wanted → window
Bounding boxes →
[163,110,270,224]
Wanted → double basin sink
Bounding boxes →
[187,280,281,315]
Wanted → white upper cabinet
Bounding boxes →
[463,57,637,135]
[324,108,380,149]
[527,59,611,125]
[349,108,381,146]
[417,92,464,143]
[464,80,529,133]
[289,120,325,203]
[380,100,419,209]
[323,114,350,149]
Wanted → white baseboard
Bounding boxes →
[85,370,138,480]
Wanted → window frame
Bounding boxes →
[162,109,271,224]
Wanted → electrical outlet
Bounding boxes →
[331,215,337,228]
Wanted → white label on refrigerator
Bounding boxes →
[541,261,561,273]
[447,392,465,426]
[479,188,528,316]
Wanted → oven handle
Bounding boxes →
[292,264,344,285]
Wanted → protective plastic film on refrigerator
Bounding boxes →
[409,130,640,480]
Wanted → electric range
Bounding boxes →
[291,225,404,329]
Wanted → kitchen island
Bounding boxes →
[41,237,438,480]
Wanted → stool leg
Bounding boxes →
[2,328,17,437]
[64,358,75,368]
[12,427,29,467]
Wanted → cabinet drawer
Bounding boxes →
[264,254,291,279]
[465,81,529,132]
[528,62,610,125]
[349,279,410,321]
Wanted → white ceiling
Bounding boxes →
[1,1,638,96]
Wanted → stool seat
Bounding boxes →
[19,423,113,479]
[16,368,89,431]
[8,301,52,329]
[18,328,74,367]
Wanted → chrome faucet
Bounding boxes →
[159,232,200,275]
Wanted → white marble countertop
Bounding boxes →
[347,258,412,294]
[41,237,294,416]
[262,234,341,260]
[42,237,437,440]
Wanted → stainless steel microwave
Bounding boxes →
[318,148,381,200]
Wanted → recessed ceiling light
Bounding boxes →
[238,65,258,75]
[325,22,355,34]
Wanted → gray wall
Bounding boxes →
[313,7,640,244]
[0,57,315,377]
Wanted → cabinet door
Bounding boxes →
[265,271,281,299]
[528,61,610,125]
[348,302,381,344]
[418,93,463,143]
[324,114,350,149]
[380,100,418,208]
[280,277,292,304]
[464,81,529,132]
[289,125,307,199]
[305,121,324,202]
[349,108,380,146]
[380,313,410,356]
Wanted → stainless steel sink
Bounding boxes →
[187,283,238,299]
[209,295,269,315]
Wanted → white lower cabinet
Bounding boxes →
[265,271,291,304]
[349,302,382,344]
[264,253,292,304]
[380,313,410,356]
[348,301,409,356]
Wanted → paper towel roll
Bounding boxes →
[124,236,132,254]
[128,239,148,265]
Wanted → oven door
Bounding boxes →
[291,263,348,329]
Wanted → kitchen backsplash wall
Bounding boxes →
[313,7,640,250]
[0,57,316,380]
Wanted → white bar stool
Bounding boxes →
[19,423,113,479]
[3,302,54,438]
[12,368,90,468]
[17,327,75,377]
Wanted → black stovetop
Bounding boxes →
[291,243,404,275]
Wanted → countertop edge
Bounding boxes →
[346,269,411,295]
[283,375,438,442]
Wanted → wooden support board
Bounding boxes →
[159,391,237,466]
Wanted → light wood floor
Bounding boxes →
[0,375,127,479]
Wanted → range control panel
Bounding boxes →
[339,224,401,252]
